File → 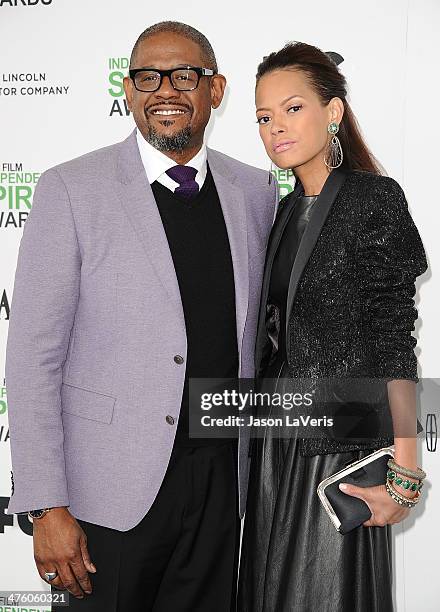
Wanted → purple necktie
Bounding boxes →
[165,165,199,201]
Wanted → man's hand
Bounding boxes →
[32,507,96,599]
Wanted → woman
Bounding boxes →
[237,42,428,612]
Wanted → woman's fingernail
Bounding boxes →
[339,483,348,491]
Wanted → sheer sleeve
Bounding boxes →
[357,177,428,381]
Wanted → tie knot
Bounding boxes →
[165,164,198,186]
[165,164,199,201]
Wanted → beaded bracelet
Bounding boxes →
[387,458,426,481]
[385,480,420,508]
[387,470,423,493]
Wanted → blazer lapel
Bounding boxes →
[115,133,250,366]
[207,148,249,370]
[254,167,348,374]
[254,179,304,373]
[284,167,348,339]
[115,129,185,321]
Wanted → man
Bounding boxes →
[6,21,278,611]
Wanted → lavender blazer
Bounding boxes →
[5,129,278,531]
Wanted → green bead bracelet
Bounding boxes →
[387,469,423,492]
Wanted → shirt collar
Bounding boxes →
[135,127,207,186]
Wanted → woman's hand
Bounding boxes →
[338,482,413,527]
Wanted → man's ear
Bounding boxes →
[211,74,227,109]
[123,76,134,112]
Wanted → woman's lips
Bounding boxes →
[273,140,297,153]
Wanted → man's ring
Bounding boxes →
[44,571,58,581]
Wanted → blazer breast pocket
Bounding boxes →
[61,382,117,424]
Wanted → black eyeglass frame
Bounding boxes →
[129,66,216,92]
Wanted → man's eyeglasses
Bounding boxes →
[129,66,216,92]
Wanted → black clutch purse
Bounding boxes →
[317,446,395,534]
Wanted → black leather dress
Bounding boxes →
[237,193,394,611]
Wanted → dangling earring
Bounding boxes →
[324,122,343,169]
[268,160,275,185]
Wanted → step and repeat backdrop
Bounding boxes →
[0,0,439,610]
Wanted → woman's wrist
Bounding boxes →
[386,456,426,503]
[393,436,418,472]
[394,454,418,471]
[395,481,419,499]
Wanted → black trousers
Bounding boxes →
[52,440,240,611]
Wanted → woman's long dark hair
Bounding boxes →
[256,42,383,175]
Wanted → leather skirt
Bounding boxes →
[237,360,394,612]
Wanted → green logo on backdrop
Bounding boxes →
[271,168,296,199]
[0,163,40,227]
[0,382,7,415]
[108,57,131,117]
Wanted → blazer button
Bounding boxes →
[166,415,175,425]
[174,355,184,364]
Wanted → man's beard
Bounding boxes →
[145,123,192,153]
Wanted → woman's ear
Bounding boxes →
[328,97,344,125]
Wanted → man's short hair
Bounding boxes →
[130,21,218,72]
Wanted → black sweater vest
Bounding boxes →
[151,165,239,445]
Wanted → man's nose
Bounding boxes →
[154,75,179,98]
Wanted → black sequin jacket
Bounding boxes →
[254,167,428,456]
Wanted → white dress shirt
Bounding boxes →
[136,127,207,192]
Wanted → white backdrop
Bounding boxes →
[0,1,439,610]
